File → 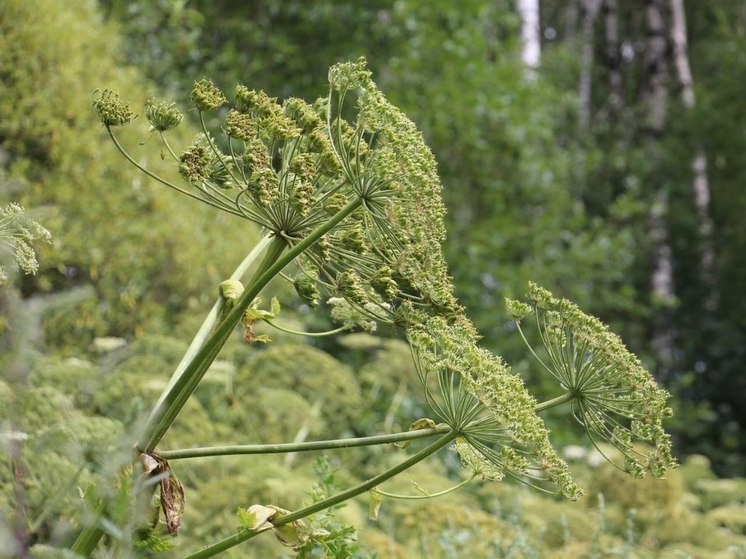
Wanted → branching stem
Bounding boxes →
[185,430,459,558]
[372,472,477,500]
[156,425,451,460]
[535,391,576,413]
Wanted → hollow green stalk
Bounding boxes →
[185,430,459,558]
[72,199,363,558]
[156,425,451,460]
[146,234,273,422]
[139,197,362,453]
[137,234,287,452]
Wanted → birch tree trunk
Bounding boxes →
[516,0,541,77]
[643,0,677,383]
[669,0,717,310]
[643,0,669,135]
[602,0,623,112]
[578,0,602,130]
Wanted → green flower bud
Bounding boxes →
[311,236,332,263]
[243,138,272,173]
[235,85,273,115]
[219,279,244,311]
[323,193,348,216]
[293,272,320,308]
[92,89,134,126]
[328,56,373,92]
[0,202,51,283]
[263,113,301,141]
[336,224,367,254]
[289,153,316,182]
[191,79,227,111]
[505,298,532,321]
[283,97,323,132]
[371,266,398,300]
[207,153,235,189]
[179,144,211,183]
[144,98,182,131]
[288,174,314,216]
[248,168,279,207]
[336,270,368,306]
[224,109,257,141]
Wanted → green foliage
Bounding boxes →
[6,2,746,558]
[0,0,253,348]
[238,344,362,429]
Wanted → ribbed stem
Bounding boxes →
[156,425,451,460]
[137,235,287,452]
[71,200,363,558]
[139,197,362,453]
[147,235,273,421]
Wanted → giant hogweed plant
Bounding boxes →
[78,58,676,557]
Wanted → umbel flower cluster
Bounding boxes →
[92,58,675,505]
[0,202,51,285]
[506,283,677,478]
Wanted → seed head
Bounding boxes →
[191,79,227,111]
[92,89,134,127]
[144,99,183,131]
[511,282,677,478]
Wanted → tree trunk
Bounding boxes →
[642,0,669,135]
[642,0,677,383]
[516,0,541,77]
[669,0,717,309]
[578,0,602,130]
[602,0,623,112]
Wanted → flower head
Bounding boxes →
[178,143,212,184]
[306,57,461,324]
[224,109,257,141]
[508,282,676,478]
[0,202,51,284]
[407,312,581,499]
[191,79,227,111]
[92,89,134,127]
[144,99,182,131]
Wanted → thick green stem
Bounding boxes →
[137,235,287,452]
[70,502,106,555]
[138,197,362,453]
[73,199,363,559]
[156,425,451,460]
[148,235,273,422]
[535,391,576,413]
[75,197,363,557]
[185,430,459,558]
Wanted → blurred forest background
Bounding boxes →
[2,0,746,557]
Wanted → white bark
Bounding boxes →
[644,0,676,382]
[669,0,716,307]
[643,0,669,134]
[517,0,541,76]
[669,0,695,108]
